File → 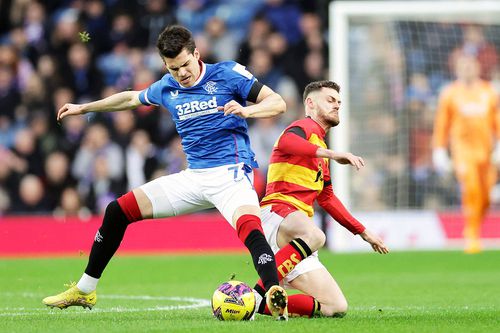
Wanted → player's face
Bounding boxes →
[314,87,341,127]
[455,55,480,82]
[163,48,201,87]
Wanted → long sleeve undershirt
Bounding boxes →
[276,127,366,235]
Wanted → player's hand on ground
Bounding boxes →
[360,229,389,254]
[218,100,249,118]
[57,103,86,122]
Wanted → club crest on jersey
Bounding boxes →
[203,81,217,94]
[170,90,179,99]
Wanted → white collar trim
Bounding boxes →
[189,61,206,87]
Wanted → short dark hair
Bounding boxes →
[303,80,341,103]
[156,25,196,58]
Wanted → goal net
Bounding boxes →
[329,0,500,212]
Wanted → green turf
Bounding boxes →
[1,250,499,333]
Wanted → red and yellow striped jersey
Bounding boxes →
[261,118,329,217]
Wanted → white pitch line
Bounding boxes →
[0,292,210,317]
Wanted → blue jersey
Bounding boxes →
[139,61,259,169]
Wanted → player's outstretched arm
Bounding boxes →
[359,229,389,254]
[57,91,142,122]
[317,148,365,170]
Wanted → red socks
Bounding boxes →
[117,191,142,222]
[236,214,279,291]
[262,294,321,318]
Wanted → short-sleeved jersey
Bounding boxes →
[433,80,500,162]
[139,61,259,169]
[261,118,329,217]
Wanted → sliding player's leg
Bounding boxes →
[253,206,325,316]
[255,206,324,289]
[257,254,347,318]
[288,266,348,317]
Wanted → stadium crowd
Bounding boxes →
[0,0,329,216]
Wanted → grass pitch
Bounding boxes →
[1,250,499,333]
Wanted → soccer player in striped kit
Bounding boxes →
[43,25,288,320]
[253,80,389,318]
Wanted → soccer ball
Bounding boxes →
[211,280,256,321]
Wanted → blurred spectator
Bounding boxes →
[193,34,217,64]
[61,43,102,100]
[285,12,328,92]
[90,154,124,214]
[44,150,75,210]
[138,0,177,47]
[248,47,283,91]
[36,54,64,95]
[125,129,160,190]
[258,0,302,45]
[0,186,9,216]
[111,109,136,148]
[293,12,327,57]
[11,127,44,177]
[175,0,209,34]
[236,13,272,65]
[162,136,186,175]
[0,147,19,212]
[201,17,238,62]
[48,8,81,62]
[108,12,142,49]
[21,73,48,110]
[53,186,91,220]
[296,50,327,93]
[81,0,110,54]
[0,64,20,121]
[22,0,49,65]
[0,41,35,89]
[9,174,50,214]
[72,122,124,212]
[29,110,58,156]
[266,31,289,70]
[97,42,131,86]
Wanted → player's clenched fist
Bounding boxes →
[218,100,249,118]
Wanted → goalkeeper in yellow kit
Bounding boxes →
[432,54,500,253]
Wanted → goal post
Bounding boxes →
[327,1,500,251]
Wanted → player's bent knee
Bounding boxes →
[105,200,121,216]
[321,299,348,318]
[105,200,136,225]
[314,229,326,248]
[302,228,326,252]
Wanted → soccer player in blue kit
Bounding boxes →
[43,25,289,320]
